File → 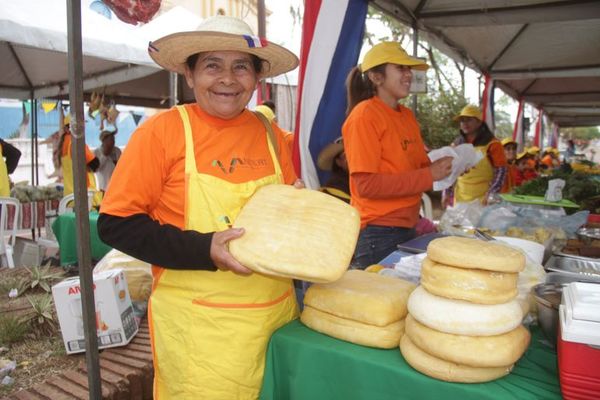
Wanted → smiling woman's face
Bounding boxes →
[184,51,259,120]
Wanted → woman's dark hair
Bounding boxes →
[345,64,386,115]
[454,121,495,147]
[185,53,265,74]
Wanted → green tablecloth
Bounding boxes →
[51,211,112,266]
[260,320,561,400]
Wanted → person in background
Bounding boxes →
[0,138,21,196]
[342,41,453,269]
[515,151,538,186]
[317,137,350,203]
[255,100,294,154]
[58,114,99,196]
[97,16,301,399]
[501,137,518,193]
[541,147,560,170]
[443,105,507,207]
[526,146,541,171]
[94,129,121,192]
[566,139,576,163]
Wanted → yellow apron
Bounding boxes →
[149,106,298,400]
[61,154,98,196]
[0,143,10,197]
[455,141,494,203]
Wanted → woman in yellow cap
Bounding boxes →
[541,147,560,170]
[515,150,538,186]
[501,137,518,192]
[342,41,453,268]
[97,15,301,399]
[443,105,508,207]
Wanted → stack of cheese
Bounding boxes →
[400,236,532,383]
[301,270,416,348]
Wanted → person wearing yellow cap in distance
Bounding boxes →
[501,137,518,193]
[541,146,560,170]
[342,41,453,269]
[255,100,295,154]
[442,105,508,207]
[58,114,100,196]
[526,146,541,171]
[515,150,538,186]
[317,137,350,203]
[97,15,302,399]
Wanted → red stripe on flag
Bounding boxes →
[293,0,323,175]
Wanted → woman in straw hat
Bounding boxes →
[98,15,301,399]
[342,41,453,268]
[442,105,508,207]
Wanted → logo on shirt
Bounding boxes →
[211,157,268,174]
[401,138,417,151]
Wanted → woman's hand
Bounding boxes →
[210,228,253,275]
[430,156,454,181]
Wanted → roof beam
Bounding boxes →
[523,92,600,103]
[416,0,600,27]
[491,65,600,80]
[544,106,600,115]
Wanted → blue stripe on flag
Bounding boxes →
[307,0,367,185]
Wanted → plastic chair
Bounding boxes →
[38,190,95,250]
[58,190,95,214]
[420,193,433,220]
[0,197,20,268]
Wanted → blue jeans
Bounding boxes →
[352,225,416,269]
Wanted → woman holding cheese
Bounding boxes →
[98,16,301,399]
[342,42,453,268]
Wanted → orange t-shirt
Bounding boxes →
[61,132,96,162]
[100,104,297,230]
[342,97,432,228]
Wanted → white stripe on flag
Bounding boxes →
[298,0,350,189]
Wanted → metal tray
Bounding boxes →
[545,255,600,278]
[545,271,600,285]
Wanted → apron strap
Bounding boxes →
[176,105,196,174]
[254,111,280,168]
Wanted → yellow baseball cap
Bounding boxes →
[254,105,275,122]
[360,42,429,73]
[453,105,482,121]
[527,146,540,155]
[501,137,517,147]
[516,151,528,161]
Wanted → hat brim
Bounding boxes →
[149,31,299,78]
[317,142,344,171]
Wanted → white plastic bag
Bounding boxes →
[428,144,483,191]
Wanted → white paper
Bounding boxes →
[428,144,484,191]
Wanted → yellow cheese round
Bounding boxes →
[420,257,518,304]
[301,305,405,349]
[400,334,513,383]
[404,314,530,367]
[407,286,523,336]
[427,237,525,273]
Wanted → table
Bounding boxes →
[260,320,562,400]
[52,211,112,266]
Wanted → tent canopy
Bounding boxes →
[371,0,600,127]
[0,0,163,102]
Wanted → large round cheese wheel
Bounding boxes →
[407,286,523,336]
[427,237,525,273]
[300,305,404,349]
[420,257,518,304]
[404,315,530,367]
[399,334,513,383]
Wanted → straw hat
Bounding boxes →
[317,138,344,171]
[453,105,483,121]
[148,15,298,78]
[360,42,429,73]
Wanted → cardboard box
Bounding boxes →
[52,269,138,354]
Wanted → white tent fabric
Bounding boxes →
[372,0,600,127]
[0,0,159,100]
